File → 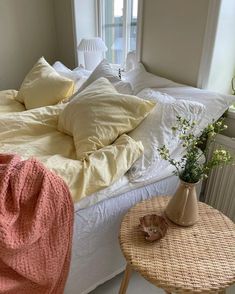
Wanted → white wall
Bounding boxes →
[140,0,210,87]
[206,0,235,94]
[0,0,57,90]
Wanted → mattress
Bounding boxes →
[65,174,181,294]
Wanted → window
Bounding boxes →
[98,0,138,66]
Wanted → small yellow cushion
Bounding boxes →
[58,77,155,160]
[16,57,74,109]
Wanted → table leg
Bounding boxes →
[119,264,132,294]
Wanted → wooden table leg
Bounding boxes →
[119,264,132,294]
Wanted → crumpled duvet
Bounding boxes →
[0,90,25,113]
[0,103,143,203]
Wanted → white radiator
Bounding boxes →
[204,134,235,222]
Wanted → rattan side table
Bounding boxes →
[119,196,235,294]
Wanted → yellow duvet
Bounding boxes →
[0,104,143,203]
[0,90,25,113]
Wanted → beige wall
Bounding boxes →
[0,0,217,90]
[0,0,57,90]
[53,0,76,69]
[141,0,210,87]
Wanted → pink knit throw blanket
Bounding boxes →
[0,154,74,294]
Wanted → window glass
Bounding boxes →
[129,0,138,51]
[100,0,138,65]
[103,0,124,65]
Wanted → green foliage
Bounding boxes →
[158,116,233,183]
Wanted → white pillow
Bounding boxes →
[137,88,176,103]
[72,66,91,77]
[76,59,133,95]
[52,61,71,73]
[155,86,235,129]
[128,90,205,181]
[125,63,181,95]
[52,61,87,92]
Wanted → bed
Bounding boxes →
[0,58,234,294]
[0,95,180,294]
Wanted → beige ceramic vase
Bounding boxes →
[165,179,199,226]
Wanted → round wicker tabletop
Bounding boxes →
[119,196,235,293]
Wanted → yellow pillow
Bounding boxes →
[16,57,74,109]
[58,77,155,160]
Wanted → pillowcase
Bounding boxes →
[52,60,72,73]
[52,61,88,92]
[124,63,181,95]
[72,66,91,77]
[76,59,133,95]
[137,88,176,103]
[58,77,155,160]
[154,86,235,129]
[16,57,74,109]
[128,89,205,181]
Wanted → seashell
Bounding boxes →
[139,214,168,242]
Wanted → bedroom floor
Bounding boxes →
[90,271,162,293]
[91,271,235,294]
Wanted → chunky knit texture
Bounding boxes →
[0,154,74,294]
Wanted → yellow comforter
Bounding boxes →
[0,90,25,113]
[0,104,143,203]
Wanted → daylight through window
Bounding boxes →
[98,0,138,66]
